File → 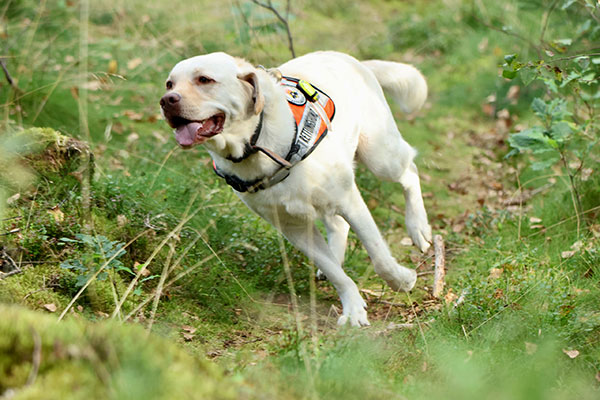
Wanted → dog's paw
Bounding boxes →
[337,297,369,327]
[406,209,432,253]
[382,265,417,292]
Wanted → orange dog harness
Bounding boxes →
[213,76,336,193]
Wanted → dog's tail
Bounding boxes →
[361,60,428,114]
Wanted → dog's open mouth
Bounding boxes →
[172,113,225,148]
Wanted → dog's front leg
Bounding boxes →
[270,214,369,327]
[315,214,350,280]
[341,184,417,292]
[400,162,432,252]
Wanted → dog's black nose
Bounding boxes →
[160,92,181,108]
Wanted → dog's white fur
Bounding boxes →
[163,51,432,326]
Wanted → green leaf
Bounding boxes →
[520,67,537,86]
[504,54,517,65]
[508,126,559,154]
[531,98,547,117]
[550,121,572,141]
[60,237,80,243]
[531,157,559,170]
[502,69,517,79]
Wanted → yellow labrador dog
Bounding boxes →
[160,51,431,326]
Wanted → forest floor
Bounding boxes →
[1,1,599,399]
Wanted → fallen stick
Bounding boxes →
[432,234,446,298]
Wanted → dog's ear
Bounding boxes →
[238,72,264,115]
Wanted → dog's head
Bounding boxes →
[160,52,264,149]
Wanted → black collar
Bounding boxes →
[225,111,264,163]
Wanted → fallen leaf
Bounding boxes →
[127,132,140,143]
[562,349,579,359]
[127,57,143,70]
[482,103,495,117]
[506,85,520,101]
[488,181,503,191]
[452,223,465,233]
[529,217,542,224]
[123,110,144,121]
[48,206,64,222]
[181,325,197,334]
[444,290,458,305]
[183,333,195,342]
[561,250,576,259]
[570,241,583,251]
[489,268,504,279]
[496,108,510,120]
[400,237,413,246]
[134,262,151,277]
[43,303,57,312]
[6,193,20,205]
[581,168,593,181]
[596,371,600,383]
[117,214,128,227]
[525,342,538,355]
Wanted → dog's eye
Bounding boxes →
[166,80,173,90]
[196,76,214,85]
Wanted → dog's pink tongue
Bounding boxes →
[175,122,202,146]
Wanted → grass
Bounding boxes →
[1,0,599,398]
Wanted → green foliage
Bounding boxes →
[59,234,130,287]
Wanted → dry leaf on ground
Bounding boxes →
[562,349,579,359]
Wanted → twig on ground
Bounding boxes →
[0,248,21,280]
[0,228,21,236]
[432,235,446,299]
[0,58,20,92]
[385,319,435,331]
[0,269,23,280]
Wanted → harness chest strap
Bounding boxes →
[213,76,336,193]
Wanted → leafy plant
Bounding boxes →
[501,1,599,233]
[60,234,131,286]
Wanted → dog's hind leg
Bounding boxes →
[315,214,350,280]
[357,117,432,252]
[270,214,368,327]
[340,184,417,292]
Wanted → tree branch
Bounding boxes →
[250,0,296,58]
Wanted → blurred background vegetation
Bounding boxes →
[0,0,599,399]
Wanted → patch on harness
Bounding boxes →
[285,87,306,106]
